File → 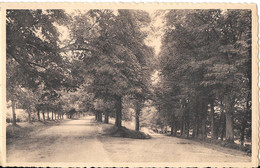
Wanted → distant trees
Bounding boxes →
[157,9,251,145]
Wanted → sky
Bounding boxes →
[144,10,167,56]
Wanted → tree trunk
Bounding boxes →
[225,112,234,142]
[240,121,246,146]
[37,110,41,121]
[95,111,98,120]
[194,99,201,138]
[96,111,99,121]
[135,103,141,131]
[11,100,16,125]
[104,111,109,124]
[185,109,190,138]
[97,111,102,122]
[186,119,190,138]
[100,111,102,122]
[210,101,215,139]
[196,118,200,138]
[223,96,234,143]
[201,101,207,140]
[47,111,50,120]
[170,124,174,136]
[115,96,122,129]
[215,125,219,140]
[221,122,225,141]
[52,111,54,120]
[27,111,32,123]
[240,98,251,146]
[180,117,184,136]
[42,112,45,121]
[174,120,177,136]
[220,105,225,141]
[182,118,186,137]
[54,112,56,120]
[192,122,197,138]
[170,115,175,136]
[193,113,199,138]
[201,117,206,140]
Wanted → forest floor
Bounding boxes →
[6,116,251,163]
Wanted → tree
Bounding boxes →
[19,88,38,123]
[68,9,154,129]
[7,10,82,124]
[157,9,251,144]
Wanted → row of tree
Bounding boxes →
[155,9,251,145]
[6,9,154,131]
[6,10,80,124]
[7,9,252,147]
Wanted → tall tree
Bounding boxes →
[7,10,81,124]
[158,9,251,144]
[68,9,153,129]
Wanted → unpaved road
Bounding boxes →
[7,116,251,163]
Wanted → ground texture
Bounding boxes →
[6,116,251,163]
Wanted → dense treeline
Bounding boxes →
[156,10,251,145]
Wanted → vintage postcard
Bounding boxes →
[0,2,258,167]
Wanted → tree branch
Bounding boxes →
[27,61,48,70]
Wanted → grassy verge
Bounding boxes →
[6,120,64,145]
[101,124,151,139]
[167,134,251,155]
[200,137,251,155]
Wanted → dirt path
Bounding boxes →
[7,117,111,162]
[99,130,251,162]
[7,116,251,163]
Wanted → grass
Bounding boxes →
[166,133,251,155]
[102,125,151,139]
[6,120,64,145]
[202,137,252,155]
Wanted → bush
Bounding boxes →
[103,125,151,139]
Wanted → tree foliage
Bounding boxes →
[157,9,251,144]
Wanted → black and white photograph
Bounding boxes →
[0,3,258,167]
